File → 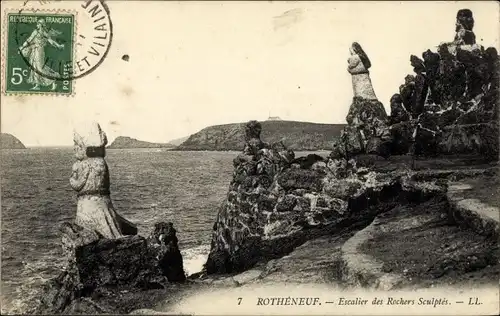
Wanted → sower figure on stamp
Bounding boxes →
[18,19,65,91]
[70,122,137,238]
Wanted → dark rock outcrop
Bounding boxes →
[387,9,499,159]
[203,121,403,275]
[147,222,186,283]
[0,133,26,149]
[36,222,185,314]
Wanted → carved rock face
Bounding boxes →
[390,93,410,125]
[347,53,368,75]
[244,120,262,141]
[73,143,86,161]
[351,42,371,69]
[454,9,475,45]
[73,121,108,159]
[410,55,426,74]
[456,9,474,31]
[147,222,186,283]
[150,222,177,245]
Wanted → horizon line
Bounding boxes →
[1,119,348,147]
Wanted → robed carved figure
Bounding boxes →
[347,42,377,101]
[70,122,137,238]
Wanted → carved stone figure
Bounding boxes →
[437,43,466,102]
[336,42,393,158]
[399,75,416,111]
[347,42,377,100]
[147,222,186,282]
[389,93,410,125]
[422,49,441,104]
[70,122,137,239]
[411,73,429,116]
[454,9,475,45]
[410,55,426,74]
[242,120,265,156]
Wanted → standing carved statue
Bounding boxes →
[454,9,475,45]
[347,42,377,100]
[70,122,137,239]
[338,42,392,158]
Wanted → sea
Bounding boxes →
[0,148,240,314]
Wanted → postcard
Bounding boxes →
[1,1,499,315]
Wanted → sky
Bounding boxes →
[1,0,499,147]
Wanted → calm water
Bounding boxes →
[0,148,237,314]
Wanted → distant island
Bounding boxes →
[176,120,346,151]
[108,136,175,149]
[167,135,189,146]
[1,133,26,149]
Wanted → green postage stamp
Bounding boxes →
[3,12,75,95]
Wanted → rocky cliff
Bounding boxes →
[108,136,175,149]
[0,133,26,149]
[176,121,346,151]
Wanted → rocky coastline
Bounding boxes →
[175,120,346,151]
[31,8,498,315]
[107,136,176,149]
[0,133,26,149]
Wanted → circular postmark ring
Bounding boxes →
[12,0,113,81]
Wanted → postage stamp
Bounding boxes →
[4,12,76,95]
[1,0,113,96]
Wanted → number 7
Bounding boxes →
[238,297,242,305]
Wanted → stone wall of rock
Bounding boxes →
[388,9,499,159]
[203,121,405,275]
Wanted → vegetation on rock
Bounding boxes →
[108,136,175,149]
[176,121,346,151]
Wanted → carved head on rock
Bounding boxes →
[348,42,372,75]
[244,120,262,142]
[456,9,474,32]
[410,55,426,74]
[151,222,178,245]
[454,9,476,45]
[73,121,108,160]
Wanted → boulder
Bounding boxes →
[147,222,186,282]
[345,97,388,127]
[37,221,185,314]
